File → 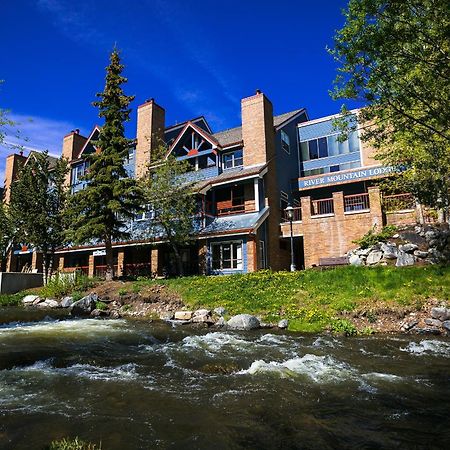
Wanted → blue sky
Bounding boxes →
[0,0,358,182]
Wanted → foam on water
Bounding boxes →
[11,359,140,382]
[180,332,254,353]
[238,354,354,382]
[400,340,450,357]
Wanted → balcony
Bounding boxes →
[281,207,302,222]
[344,193,370,213]
[311,198,334,216]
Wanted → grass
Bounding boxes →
[133,265,450,332]
[47,437,101,450]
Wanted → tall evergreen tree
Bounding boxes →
[329,0,450,219]
[66,49,141,280]
[9,152,68,282]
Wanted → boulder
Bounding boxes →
[431,307,450,321]
[90,309,109,318]
[70,293,97,316]
[366,250,383,265]
[44,299,60,308]
[213,307,227,316]
[400,320,418,332]
[159,311,174,321]
[415,327,441,335]
[33,297,44,305]
[192,309,213,323]
[349,254,364,266]
[400,243,418,253]
[380,242,398,259]
[60,296,74,308]
[424,318,442,327]
[442,321,450,332]
[414,250,428,258]
[214,317,226,327]
[109,310,121,319]
[278,319,289,329]
[174,311,193,320]
[396,251,415,267]
[22,295,40,305]
[227,314,260,330]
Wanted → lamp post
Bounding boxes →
[285,204,296,272]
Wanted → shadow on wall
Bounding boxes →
[0,272,43,295]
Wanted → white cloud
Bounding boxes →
[1,114,84,185]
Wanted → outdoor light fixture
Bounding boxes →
[285,204,296,272]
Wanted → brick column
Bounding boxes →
[198,242,208,275]
[247,237,258,272]
[58,255,65,271]
[368,186,383,228]
[300,196,312,222]
[151,248,159,276]
[6,251,17,272]
[332,191,344,217]
[117,251,125,277]
[31,252,43,272]
[88,254,95,278]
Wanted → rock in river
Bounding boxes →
[227,314,260,330]
[70,293,98,316]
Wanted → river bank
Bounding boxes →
[1,266,449,335]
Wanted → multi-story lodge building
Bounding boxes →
[3,91,422,276]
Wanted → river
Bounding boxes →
[0,308,449,449]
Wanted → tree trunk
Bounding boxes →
[48,251,54,280]
[105,237,114,281]
[170,242,184,277]
[42,252,48,285]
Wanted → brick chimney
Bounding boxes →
[241,90,275,166]
[62,130,88,186]
[135,99,165,178]
[3,152,27,204]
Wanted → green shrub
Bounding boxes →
[118,288,128,296]
[0,292,25,306]
[39,273,96,299]
[47,437,101,450]
[353,225,397,249]
[331,319,357,336]
[95,301,108,311]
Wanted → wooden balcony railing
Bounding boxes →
[344,193,370,212]
[383,193,415,212]
[311,198,334,216]
[217,204,246,216]
[282,207,302,222]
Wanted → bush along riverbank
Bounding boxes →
[5,265,450,335]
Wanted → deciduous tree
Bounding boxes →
[9,152,68,282]
[143,152,196,276]
[329,0,450,219]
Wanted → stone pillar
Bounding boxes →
[300,196,312,222]
[151,247,159,276]
[198,242,208,275]
[117,251,125,277]
[58,255,65,271]
[88,254,95,278]
[368,186,383,228]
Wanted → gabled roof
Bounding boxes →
[212,109,306,148]
[165,116,212,134]
[166,121,219,158]
[24,151,59,169]
[77,125,101,159]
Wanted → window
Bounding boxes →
[222,149,243,169]
[259,240,266,269]
[211,241,243,270]
[299,131,360,162]
[135,205,155,221]
[281,130,290,154]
